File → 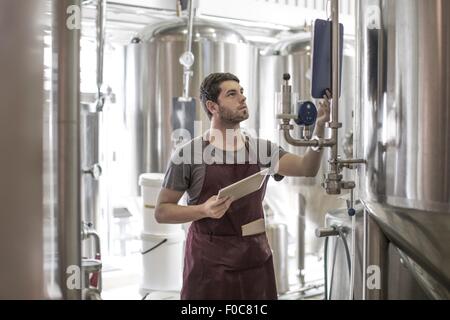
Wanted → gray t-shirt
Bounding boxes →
[162,133,288,205]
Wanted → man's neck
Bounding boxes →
[208,119,244,151]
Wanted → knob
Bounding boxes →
[83,164,102,180]
[283,73,291,81]
[348,208,356,217]
[131,37,141,44]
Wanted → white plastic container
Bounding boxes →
[140,231,185,292]
[139,173,182,235]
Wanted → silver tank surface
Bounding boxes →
[355,0,450,294]
[259,33,355,257]
[324,206,428,300]
[125,18,259,181]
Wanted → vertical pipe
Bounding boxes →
[297,194,306,286]
[0,0,45,299]
[349,214,356,299]
[365,214,388,299]
[330,0,340,172]
[96,0,106,95]
[54,0,82,300]
[362,208,367,300]
[181,0,195,100]
[186,0,194,55]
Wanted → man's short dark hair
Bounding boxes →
[200,72,240,119]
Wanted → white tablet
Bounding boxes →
[217,168,270,201]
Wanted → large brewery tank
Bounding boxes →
[323,203,428,300]
[125,17,259,189]
[259,32,355,265]
[356,0,450,297]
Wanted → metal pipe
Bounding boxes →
[365,214,388,299]
[282,127,335,148]
[298,194,306,287]
[349,214,356,299]
[180,0,195,100]
[330,0,340,172]
[362,208,367,300]
[281,73,292,114]
[186,0,194,55]
[337,159,367,165]
[83,229,101,257]
[0,0,45,299]
[96,0,106,96]
[54,0,82,300]
[315,227,340,238]
[276,2,365,195]
[83,228,102,292]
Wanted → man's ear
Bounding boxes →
[206,100,219,116]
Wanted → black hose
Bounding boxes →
[338,229,352,277]
[325,227,353,300]
[328,235,340,299]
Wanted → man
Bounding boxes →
[155,72,331,300]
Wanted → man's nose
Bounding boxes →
[240,94,246,102]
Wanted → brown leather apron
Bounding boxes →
[180,139,278,300]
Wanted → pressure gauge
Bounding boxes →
[179,51,195,68]
[295,101,317,126]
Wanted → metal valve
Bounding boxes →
[83,163,102,180]
[315,226,339,238]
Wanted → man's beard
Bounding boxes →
[218,104,249,124]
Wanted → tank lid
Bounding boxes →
[137,17,248,44]
[141,231,185,242]
[260,32,311,56]
[139,173,165,188]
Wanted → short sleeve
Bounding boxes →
[269,140,288,182]
[254,138,288,182]
[162,147,191,192]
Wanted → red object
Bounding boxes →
[89,253,101,288]
[180,138,277,300]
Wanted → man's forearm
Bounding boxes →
[155,203,205,224]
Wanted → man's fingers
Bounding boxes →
[211,208,227,218]
[211,196,230,207]
[213,199,234,216]
[216,201,232,212]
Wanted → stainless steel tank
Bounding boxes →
[355,0,450,297]
[324,205,428,300]
[259,32,355,259]
[125,17,259,181]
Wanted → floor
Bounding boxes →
[100,251,324,300]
